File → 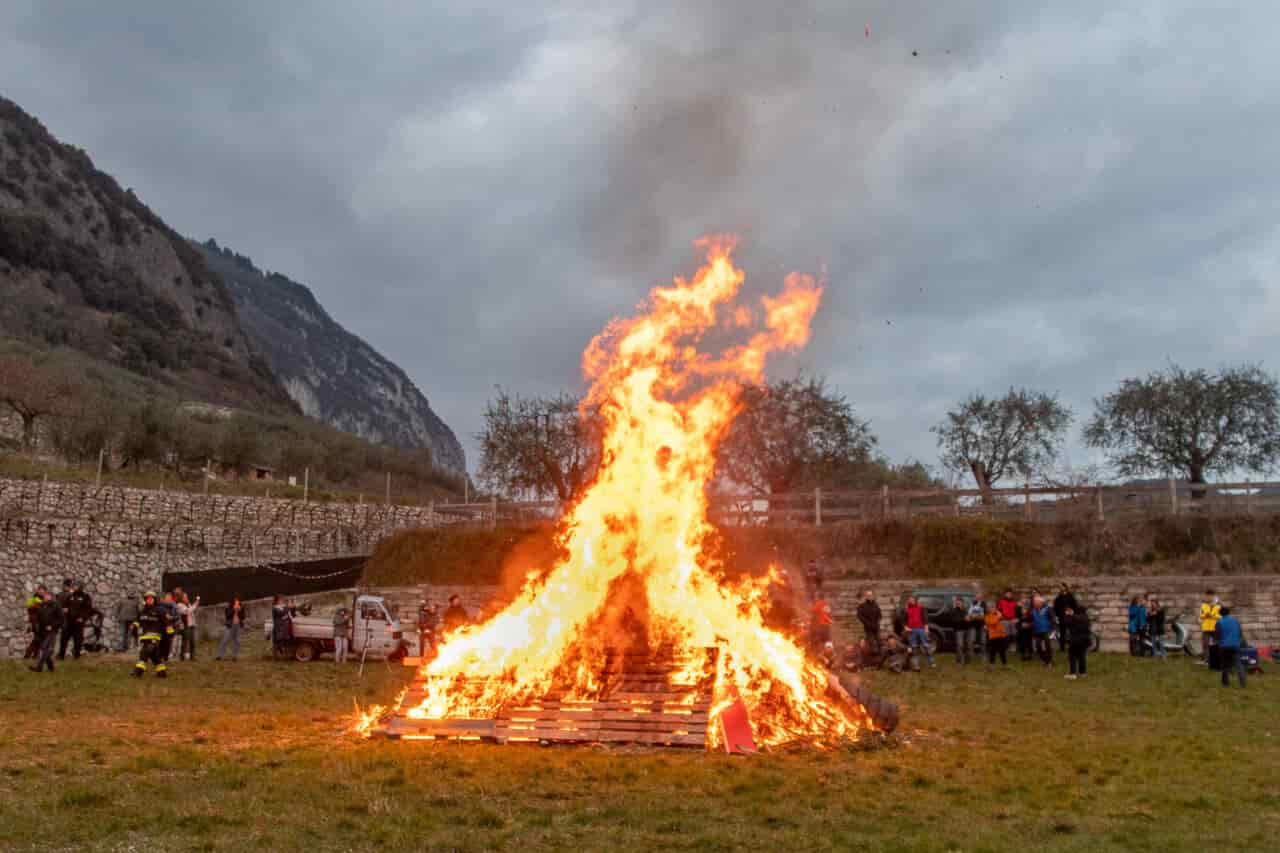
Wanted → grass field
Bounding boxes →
[2,637,1277,852]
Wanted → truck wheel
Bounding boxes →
[294,642,317,663]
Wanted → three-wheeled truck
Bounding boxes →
[264,593,412,662]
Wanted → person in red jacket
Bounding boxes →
[810,596,833,650]
[996,588,1018,640]
[904,596,935,668]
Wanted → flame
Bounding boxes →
[397,237,871,745]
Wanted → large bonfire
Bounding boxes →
[381,237,873,746]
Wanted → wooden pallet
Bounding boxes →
[379,647,720,748]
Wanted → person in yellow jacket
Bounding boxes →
[1198,588,1221,665]
[131,592,172,678]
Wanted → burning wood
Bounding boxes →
[363,237,881,748]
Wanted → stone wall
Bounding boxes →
[0,475,443,658]
[823,575,1280,652]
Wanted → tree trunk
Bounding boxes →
[970,461,994,505]
[1188,466,1207,501]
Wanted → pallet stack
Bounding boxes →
[378,646,719,748]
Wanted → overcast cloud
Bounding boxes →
[3,1,1278,482]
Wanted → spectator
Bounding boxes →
[1147,597,1168,659]
[1064,605,1092,680]
[1215,607,1246,688]
[24,586,45,659]
[962,595,985,665]
[443,595,468,632]
[1053,583,1078,651]
[1030,595,1055,666]
[809,595,834,650]
[217,596,246,661]
[841,642,862,672]
[333,606,351,664]
[180,593,199,661]
[114,592,139,653]
[819,641,836,669]
[159,592,178,662]
[882,634,910,673]
[904,596,935,668]
[856,590,881,654]
[271,595,293,657]
[996,588,1018,640]
[984,603,1009,668]
[805,558,825,595]
[58,580,93,660]
[417,601,439,656]
[1016,591,1035,662]
[1127,596,1148,656]
[28,587,63,673]
[1198,589,1221,666]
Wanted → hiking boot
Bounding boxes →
[28,665,41,673]
[156,670,167,679]
[130,668,143,678]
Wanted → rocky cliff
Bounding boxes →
[200,240,466,474]
[0,95,293,413]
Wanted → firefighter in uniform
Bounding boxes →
[131,592,172,678]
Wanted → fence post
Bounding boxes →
[1095,487,1105,521]
[491,496,498,528]
[1246,479,1253,515]
[1024,482,1031,518]
[881,485,889,518]
[95,448,105,489]
[303,467,310,504]
[814,488,823,528]
[385,472,391,506]
[1168,478,1178,516]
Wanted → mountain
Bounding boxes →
[0,95,293,413]
[200,240,466,475]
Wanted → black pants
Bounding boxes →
[1058,626,1069,651]
[158,631,173,661]
[24,631,40,658]
[1034,633,1053,665]
[58,623,83,659]
[136,638,167,674]
[1069,641,1088,675]
[34,631,58,671]
[1220,648,1246,687]
[987,637,1008,665]
[1016,627,1033,660]
[862,627,880,655]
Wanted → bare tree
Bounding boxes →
[1085,364,1280,489]
[478,389,603,501]
[0,354,81,448]
[933,388,1072,500]
[716,376,877,496]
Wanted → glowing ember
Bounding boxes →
[394,236,872,746]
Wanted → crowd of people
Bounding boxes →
[804,574,1256,688]
[24,580,202,676]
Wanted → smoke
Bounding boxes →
[580,1,1023,283]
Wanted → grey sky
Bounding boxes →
[3,2,1278,482]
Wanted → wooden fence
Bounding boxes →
[429,481,1280,528]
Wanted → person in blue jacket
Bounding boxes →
[1030,595,1056,666]
[1126,596,1148,656]
[1215,607,1246,688]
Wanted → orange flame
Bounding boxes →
[402,237,870,745]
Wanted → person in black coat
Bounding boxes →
[29,589,64,673]
[58,581,93,660]
[1064,605,1092,679]
[856,590,882,654]
[1053,584,1078,651]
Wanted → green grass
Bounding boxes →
[1,636,1276,852]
